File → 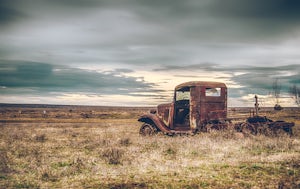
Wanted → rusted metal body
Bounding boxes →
[138,81,229,135]
[138,81,294,136]
[234,95,294,135]
[234,117,294,136]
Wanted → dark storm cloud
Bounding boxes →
[127,0,300,42]
[0,60,156,95]
[213,0,300,18]
[3,0,300,42]
[207,0,300,39]
[0,0,28,28]
[288,75,300,85]
[160,62,300,94]
[1,0,299,65]
[233,64,300,92]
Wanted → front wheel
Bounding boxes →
[139,123,157,136]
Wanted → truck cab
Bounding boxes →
[138,81,228,135]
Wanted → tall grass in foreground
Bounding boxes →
[0,121,299,188]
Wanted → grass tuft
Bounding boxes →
[119,137,131,146]
[101,147,124,165]
[0,150,10,174]
[34,134,47,142]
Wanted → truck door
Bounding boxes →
[174,87,190,130]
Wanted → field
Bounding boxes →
[0,104,300,188]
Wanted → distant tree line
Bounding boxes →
[289,84,300,106]
[272,78,300,107]
[272,78,283,110]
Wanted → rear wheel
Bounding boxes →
[239,122,256,135]
[256,123,273,136]
[139,123,157,136]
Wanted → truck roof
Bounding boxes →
[175,81,227,91]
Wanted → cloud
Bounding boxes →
[1,1,300,106]
[3,0,300,44]
[0,60,157,95]
[128,0,300,42]
[154,63,219,72]
[230,65,300,93]
[155,62,300,94]
[0,1,28,29]
[212,0,300,19]
[1,0,300,67]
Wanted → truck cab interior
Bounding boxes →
[174,87,190,128]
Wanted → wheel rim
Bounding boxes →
[140,124,155,136]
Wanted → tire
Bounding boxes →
[139,123,157,136]
[240,122,256,135]
[256,124,273,136]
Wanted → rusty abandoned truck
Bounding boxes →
[138,81,294,136]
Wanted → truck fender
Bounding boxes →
[138,114,171,133]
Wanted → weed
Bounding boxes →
[101,148,124,165]
[100,138,110,146]
[70,157,85,173]
[52,161,71,168]
[13,180,39,189]
[164,147,177,156]
[40,171,58,182]
[34,134,47,142]
[141,141,160,152]
[119,137,131,146]
[106,182,147,189]
[0,150,10,174]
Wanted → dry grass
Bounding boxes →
[0,120,299,189]
[0,107,300,188]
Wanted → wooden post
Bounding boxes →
[254,95,259,116]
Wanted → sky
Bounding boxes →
[1,0,300,107]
